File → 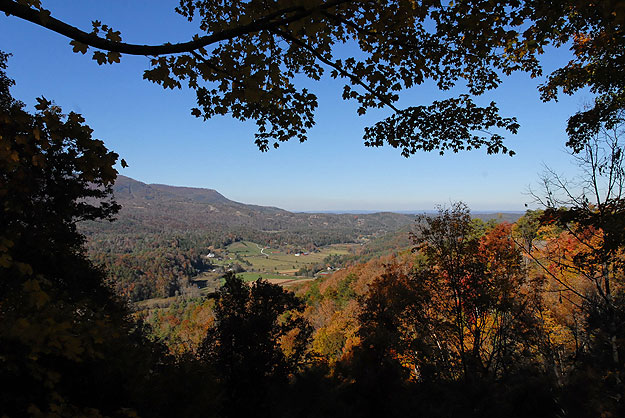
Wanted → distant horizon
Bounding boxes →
[296,209,527,214]
[116,174,530,214]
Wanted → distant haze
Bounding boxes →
[298,209,525,215]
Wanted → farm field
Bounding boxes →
[236,272,301,282]
[218,241,356,274]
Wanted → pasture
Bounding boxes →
[222,241,356,274]
[236,272,301,282]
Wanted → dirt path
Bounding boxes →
[256,243,269,256]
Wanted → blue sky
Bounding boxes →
[0,1,591,211]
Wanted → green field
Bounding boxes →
[134,242,354,308]
[221,241,355,274]
[227,241,263,256]
[236,272,302,282]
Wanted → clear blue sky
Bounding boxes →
[0,1,591,212]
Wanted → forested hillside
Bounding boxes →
[83,175,418,239]
[136,203,625,417]
[80,176,424,301]
[82,176,522,302]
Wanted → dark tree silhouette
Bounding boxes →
[200,272,311,417]
[0,51,165,417]
[3,1,623,155]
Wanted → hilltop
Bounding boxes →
[86,175,521,237]
[82,176,419,242]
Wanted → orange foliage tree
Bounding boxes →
[357,204,543,383]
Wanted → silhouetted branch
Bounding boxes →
[0,0,353,56]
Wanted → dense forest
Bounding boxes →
[3,1,625,417]
[136,201,625,417]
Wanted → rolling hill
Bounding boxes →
[81,176,419,245]
[80,176,523,302]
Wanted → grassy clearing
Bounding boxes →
[227,241,357,262]
[236,272,301,282]
[227,241,263,256]
[134,287,212,311]
[318,243,355,255]
[221,241,357,273]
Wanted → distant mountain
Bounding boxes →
[113,175,232,205]
[80,176,418,246]
[83,177,525,302]
[82,176,522,248]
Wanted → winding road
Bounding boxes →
[256,243,269,256]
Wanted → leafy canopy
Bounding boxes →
[3,0,623,156]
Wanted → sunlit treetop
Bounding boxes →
[2,0,624,156]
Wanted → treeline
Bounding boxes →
[84,222,382,249]
[85,233,217,301]
[295,218,500,277]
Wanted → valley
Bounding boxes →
[81,176,417,302]
[83,176,521,305]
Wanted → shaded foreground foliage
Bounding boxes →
[199,272,311,417]
[0,52,218,417]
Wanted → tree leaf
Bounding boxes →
[70,40,89,54]
[92,51,107,65]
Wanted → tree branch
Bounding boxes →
[189,50,291,105]
[271,28,400,112]
[0,0,353,56]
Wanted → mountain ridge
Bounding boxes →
[81,175,521,249]
[115,176,524,218]
[113,175,285,214]
[81,175,418,243]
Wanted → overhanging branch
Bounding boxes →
[0,0,353,56]
[271,28,400,112]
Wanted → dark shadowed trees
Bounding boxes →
[200,272,312,417]
[0,51,175,417]
[348,204,555,417]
